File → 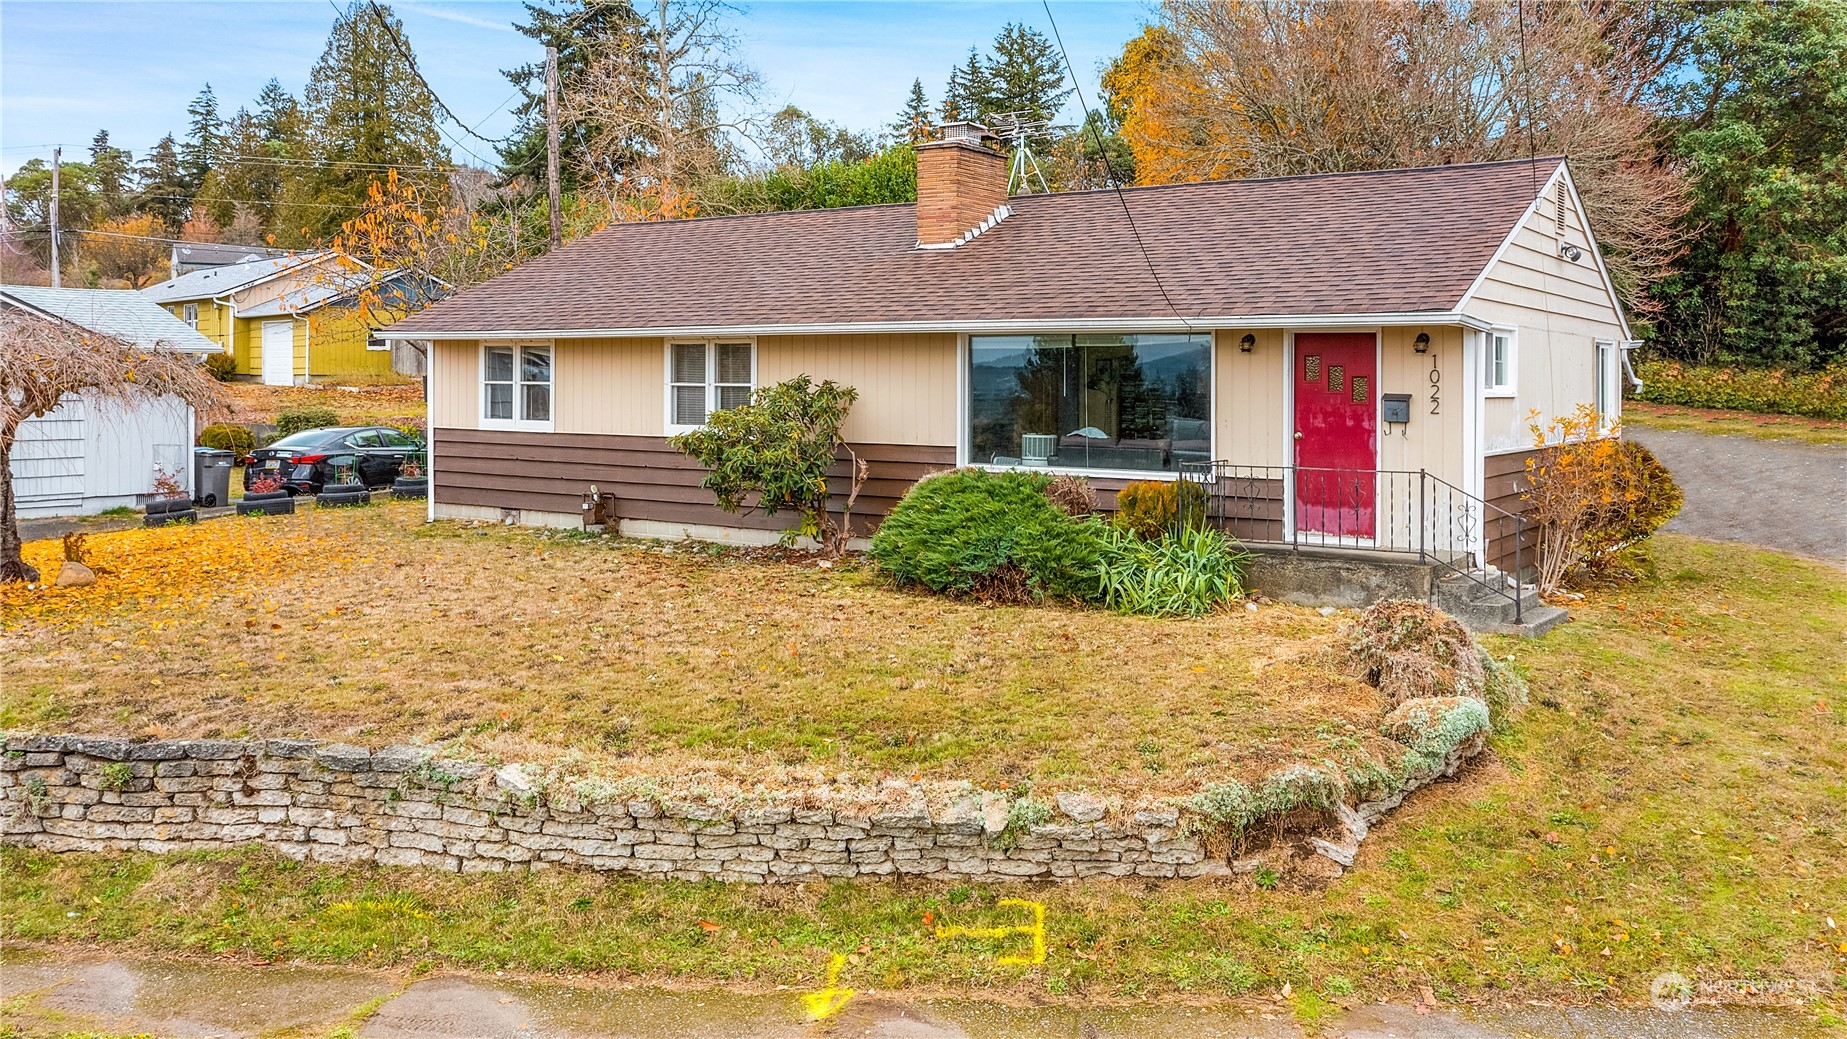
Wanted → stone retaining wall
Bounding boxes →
[1,734,1482,882]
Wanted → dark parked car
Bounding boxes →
[244,426,424,496]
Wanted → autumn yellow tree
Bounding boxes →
[84,214,170,288]
[1105,0,1696,314]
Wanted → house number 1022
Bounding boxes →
[1428,359,1441,415]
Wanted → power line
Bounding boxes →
[1038,1,1192,330]
[359,0,511,148]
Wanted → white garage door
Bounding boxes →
[261,320,294,386]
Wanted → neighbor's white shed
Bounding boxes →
[3,286,222,518]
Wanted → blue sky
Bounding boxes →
[1,0,1150,176]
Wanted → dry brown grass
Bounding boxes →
[1,502,1378,800]
[221,383,423,427]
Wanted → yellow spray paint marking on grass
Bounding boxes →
[933,898,1047,966]
[801,953,855,1020]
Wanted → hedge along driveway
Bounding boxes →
[1,503,1397,804]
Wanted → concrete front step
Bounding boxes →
[1239,544,1565,637]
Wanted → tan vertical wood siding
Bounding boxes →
[1377,325,1466,487]
[555,337,665,435]
[1468,180,1627,453]
[430,340,480,430]
[1214,329,1285,466]
[756,333,957,446]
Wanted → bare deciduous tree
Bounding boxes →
[563,0,759,221]
[1111,0,1695,314]
[1,311,225,583]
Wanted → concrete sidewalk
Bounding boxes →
[0,949,1815,1039]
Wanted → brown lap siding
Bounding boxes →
[432,428,956,531]
[1483,447,1558,576]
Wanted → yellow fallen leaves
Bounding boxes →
[2,517,354,627]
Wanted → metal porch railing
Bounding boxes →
[1177,462,1528,623]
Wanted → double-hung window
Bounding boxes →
[482,341,553,429]
[181,303,198,328]
[667,340,754,432]
[1484,328,1515,397]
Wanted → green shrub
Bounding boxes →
[276,406,339,437]
[1581,440,1683,561]
[1634,360,1847,420]
[1112,479,1206,540]
[670,376,860,551]
[869,468,1108,603]
[198,423,255,458]
[1095,525,1247,617]
[202,353,238,381]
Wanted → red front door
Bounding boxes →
[1293,332,1377,538]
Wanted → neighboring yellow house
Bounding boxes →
[141,252,430,384]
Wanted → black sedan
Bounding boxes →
[243,426,424,495]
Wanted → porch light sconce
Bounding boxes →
[1560,242,1583,262]
[1413,332,1430,354]
[1238,333,1256,353]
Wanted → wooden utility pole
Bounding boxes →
[545,45,562,250]
[49,147,61,288]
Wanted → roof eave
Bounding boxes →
[376,311,1488,341]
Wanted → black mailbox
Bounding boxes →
[1381,394,1412,424]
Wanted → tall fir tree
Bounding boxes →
[498,0,641,189]
[88,130,136,221]
[890,79,933,144]
[942,47,991,122]
[983,23,1071,123]
[135,135,190,230]
[291,1,448,241]
[181,84,224,194]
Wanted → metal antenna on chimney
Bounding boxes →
[985,111,1060,195]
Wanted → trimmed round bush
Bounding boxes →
[869,468,1107,603]
[277,406,339,437]
[203,353,238,381]
[199,423,256,458]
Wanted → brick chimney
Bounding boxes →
[915,121,1010,249]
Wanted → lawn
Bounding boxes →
[1624,400,1847,446]
[219,382,424,429]
[2,511,1842,1017]
[1,502,1383,802]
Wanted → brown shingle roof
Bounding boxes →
[392,157,1561,337]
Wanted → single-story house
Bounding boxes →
[142,253,435,385]
[3,286,219,517]
[380,124,1632,588]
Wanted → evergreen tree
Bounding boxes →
[293,2,448,240]
[498,0,642,189]
[181,84,224,192]
[891,79,934,144]
[1651,0,1847,369]
[135,135,190,229]
[942,47,991,122]
[983,23,1071,123]
[88,130,135,220]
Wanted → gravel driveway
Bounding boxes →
[1626,427,1846,564]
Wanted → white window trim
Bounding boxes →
[479,339,555,432]
[1484,326,1517,398]
[181,303,198,328]
[365,333,390,352]
[664,338,757,435]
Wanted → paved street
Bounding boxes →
[0,949,1817,1039]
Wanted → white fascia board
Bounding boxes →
[1454,160,1633,341]
[374,311,1480,341]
